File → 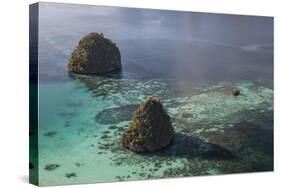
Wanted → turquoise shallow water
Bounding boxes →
[30,2,273,186]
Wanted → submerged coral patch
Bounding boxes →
[167,83,273,133]
[95,104,138,124]
[65,173,77,178]
[43,131,57,138]
[44,164,60,171]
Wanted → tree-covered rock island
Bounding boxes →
[68,32,121,74]
[122,98,175,152]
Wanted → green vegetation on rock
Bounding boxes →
[68,32,121,74]
[122,97,174,152]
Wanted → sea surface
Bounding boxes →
[31,2,273,186]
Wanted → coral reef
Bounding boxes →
[65,173,77,178]
[122,97,174,152]
[43,131,57,138]
[95,104,138,124]
[68,32,121,74]
[44,164,60,171]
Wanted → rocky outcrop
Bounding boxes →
[122,98,174,152]
[68,32,121,74]
[232,88,240,96]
